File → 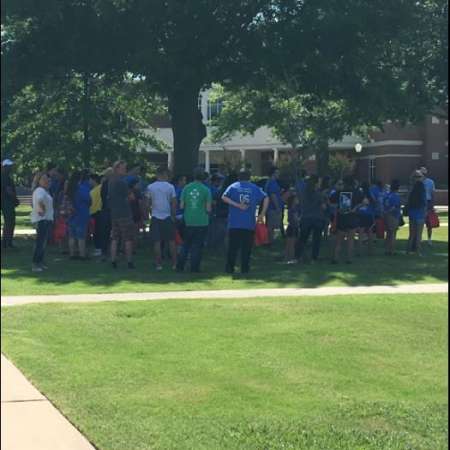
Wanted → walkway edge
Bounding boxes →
[1,354,96,450]
[2,283,448,306]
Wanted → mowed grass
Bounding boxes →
[2,294,448,449]
[1,225,448,296]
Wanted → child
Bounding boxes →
[285,193,300,264]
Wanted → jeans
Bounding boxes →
[32,220,52,265]
[296,217,324,260]
[1,206,16,247]
[226,229,255,274]
[177,226,208,272]
[96,210,111,255]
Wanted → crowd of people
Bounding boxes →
[1,158,440,274]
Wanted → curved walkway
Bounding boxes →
[2,283,448,307]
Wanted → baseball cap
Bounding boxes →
[2,159,14,167]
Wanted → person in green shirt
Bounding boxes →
[176,169,212,273]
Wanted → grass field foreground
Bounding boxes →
[2,293,448,450]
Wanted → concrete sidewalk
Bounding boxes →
[1,354,95,450]
[2,283,448,306]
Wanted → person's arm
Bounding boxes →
[170,196,177,221]
[258,197,270,223]
[222,195,249,211]
[206,191,212,214]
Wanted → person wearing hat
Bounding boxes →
[1,159,20,249]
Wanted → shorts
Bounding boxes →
[267,210,282,230]
[286,225,299,239]
[68,221,88,240]
[336,213,359,232]
[384,214,400,232]
[151,217,176,242]
[111,218,135,242]
[357,214,375,232]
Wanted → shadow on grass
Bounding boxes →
[1,234,448,295]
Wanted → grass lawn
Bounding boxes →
[2,294,448,449]
[1,226,448,296]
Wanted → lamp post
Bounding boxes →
[355,143,363,153]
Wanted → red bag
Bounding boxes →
[175,230,183,246]
[53,218,67,243]
[255,223,269,246]
[375,218,385,239]
[426,211,440,229]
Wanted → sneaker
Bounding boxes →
[156,265,163,271]
[93,249,102,257]
[286,260,298,265]
[41,264,49,270]
[32,265,43,273]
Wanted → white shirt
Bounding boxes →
[423,178,436,201]
[31,187,54,223]
[146,181,176,220]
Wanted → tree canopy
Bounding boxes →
[3,0,448,175]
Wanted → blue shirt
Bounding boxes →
[224,182,267,230]
[384,192,401,219]
[69,181,92,227]
[423,178,435,202]
[265,179,283,211]
[175,186,184,218]
[409,191,427,221]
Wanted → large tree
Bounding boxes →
[1,74,166,178]
[3,0,447,175]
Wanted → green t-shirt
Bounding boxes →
[181,182,212,227]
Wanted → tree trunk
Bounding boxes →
[169,87,206,177]
[82,72,91,166]
[316,141,330,177]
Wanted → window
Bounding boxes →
[207,100,223,121]
[369,158,376,183]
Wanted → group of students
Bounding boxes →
[0,158,439,274]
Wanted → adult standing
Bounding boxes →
[89,174,103,257]
[407,171,428,256]
[265,167,284,244]
[98,168,113,260]
[146,167,177,271]
[108,161,135,269]
[176,169,212,273]
[330,176,364,264]
[383,179,402,256]
[223,169,269,275]
[296,175,327,263]
[30,172,54,272]
[1,159,20,249]
[420,167,436,246]
[67,170,91,260]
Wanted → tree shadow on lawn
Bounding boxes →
[1,235,448,295]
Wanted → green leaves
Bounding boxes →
[1,74,166,179]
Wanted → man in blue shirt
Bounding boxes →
[265,167,283,244]
[222,169,269,274]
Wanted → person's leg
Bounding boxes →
[2,207,15,248]
[68,236,76,257]
[241,230,255,274]
[32,221,45,267]
[367,229,374,256]
[190,227,208,272]
[297,220,312,262]
[407,220,415,253]
[333,231,344,263]
[416,221,425,255]
[226,229,240,273]
[311,222,323,261]
[346,230,355,263]
[177,227,193,271]
[125,240,133,264]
